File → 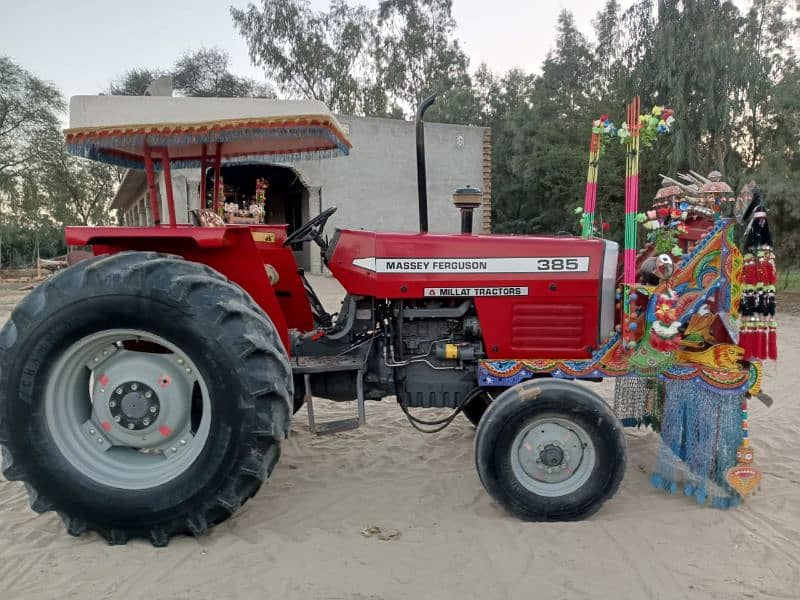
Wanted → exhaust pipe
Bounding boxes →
[415,94,437,233]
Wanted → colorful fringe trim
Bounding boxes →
[67,124,351,170]
[649,379,742,509]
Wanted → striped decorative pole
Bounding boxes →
[622,97,641,348]
[581,130,602,238]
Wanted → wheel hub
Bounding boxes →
[510,416,596,496]
[44,329,212,490]
[539,444,564,467]
[109,381,159,430]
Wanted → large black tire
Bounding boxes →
[475,379,626,521]
[0,252,292,546]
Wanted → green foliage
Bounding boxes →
[172,48,273,98]
[375,0,470,115]
[110,49,272,99]
[230,0,470,118]
[231,0,378,113]
[108,67,164,96]
[0,56,64,189]
[1,57,118,267]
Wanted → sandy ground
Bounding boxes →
[0,276,798,600]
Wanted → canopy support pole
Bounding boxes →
[143,142,161,225]
[199,143,207,209]
[160,147,178,227]
[212,143,222,212]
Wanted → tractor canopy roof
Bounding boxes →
[65,95,352,170]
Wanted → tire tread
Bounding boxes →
[0,251,292,546]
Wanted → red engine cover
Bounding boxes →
[328,230,612,359]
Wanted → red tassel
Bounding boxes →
[739,326,753,360]
[764,258,776,286]
[768,323,778,360]
[743,255,758,286]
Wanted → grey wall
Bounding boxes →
[294,115,487,236]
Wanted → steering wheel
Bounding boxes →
[283,206,338,248]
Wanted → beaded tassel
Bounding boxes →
[725,395,763,496]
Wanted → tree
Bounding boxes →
[41,145,119,226]
[752,63,800,270]
[0,56,64,188]
[375,0,471,115]
[109,49,273,99]
[172,48,273,98]
[231,0,381,114]
[737,0,797,170]
[109,67,164,96]
[649,0,745,174]
[493,10,598,235]
[592,0,623,101]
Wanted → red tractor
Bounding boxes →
[2,94,665,546]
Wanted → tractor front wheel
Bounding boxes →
[0,252,292,546]
[475,379,625,520]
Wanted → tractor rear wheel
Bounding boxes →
[475,379,625,521]
[0,252,292,546]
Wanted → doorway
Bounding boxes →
[203,164,311,269]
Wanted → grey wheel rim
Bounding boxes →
[510,415,595,497]
[44,329,212,490]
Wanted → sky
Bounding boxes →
[1,0,620,102]
[1,0,766,105]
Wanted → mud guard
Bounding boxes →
[65,225,291,350]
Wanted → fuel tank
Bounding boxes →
[327,229,619,359]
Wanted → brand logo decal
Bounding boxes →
[251,232,276,243]
[352,257,589,273]
[424,287,529,297]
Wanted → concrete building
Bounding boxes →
[112,114,492,273]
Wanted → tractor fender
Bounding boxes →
[65,225,291,350]
[477,379,623,428]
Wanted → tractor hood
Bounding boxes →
[327,229,619,358]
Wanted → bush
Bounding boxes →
[0,222,67,268]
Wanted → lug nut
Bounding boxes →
[538,445,544,451]
[185,368,192,374]
[89,428,96,435]
[93,357,100,363]
[145,391,152,399]
[143,418,150,426]
[100,388,105,394]
[109,400,116,408]
[103,350,109,356]
[96,438,103,444]
[170,447,177,453]
[127,423,134,430]
[149,406,157,413]
[114,416,121,422]
[131,383,138,391]
[180,439,187,446]
[116,388,123,395]
[177,358,184,365]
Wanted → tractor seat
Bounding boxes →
[190,209,226,227]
